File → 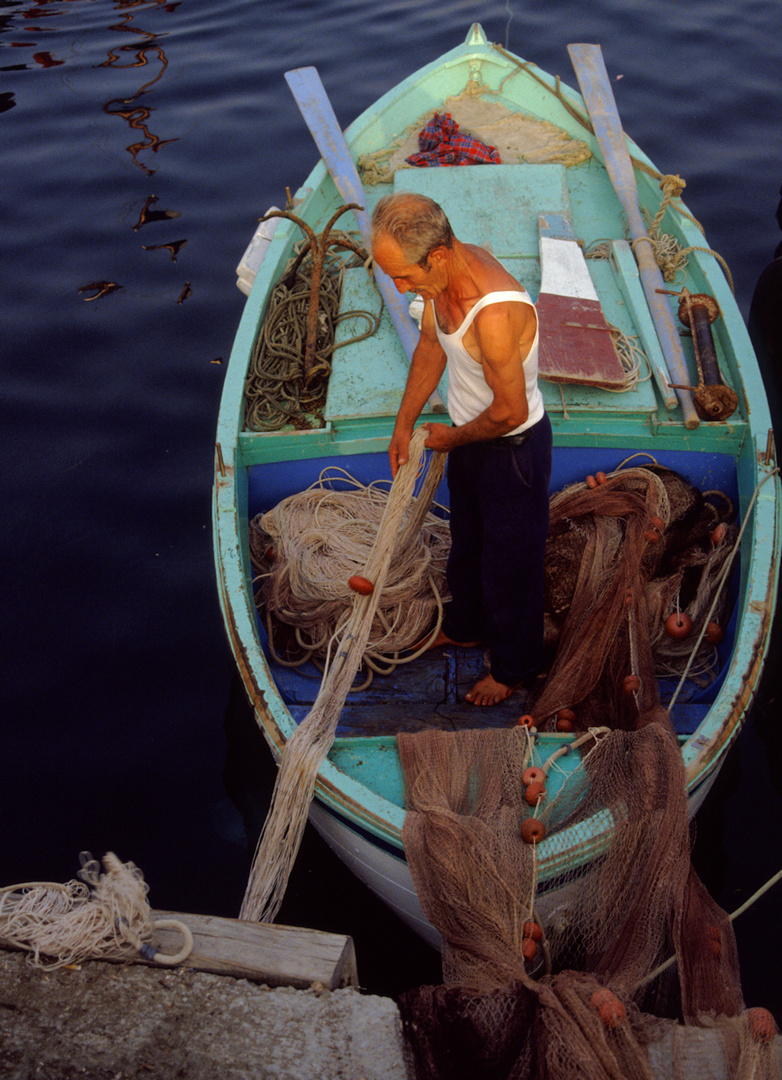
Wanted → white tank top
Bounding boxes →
[431,290,545,435]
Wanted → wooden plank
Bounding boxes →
[146,910,358,990]
[536,211,627,389]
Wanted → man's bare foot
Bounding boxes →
[421,628,480,651]
[465,673,519,706]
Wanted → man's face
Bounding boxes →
[372,233,441,298]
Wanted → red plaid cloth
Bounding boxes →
[406,112,501,167]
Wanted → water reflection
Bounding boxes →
[0,0,179,176]
[100,1,179,175]
[133,194,181,231]
[142,238,187,260]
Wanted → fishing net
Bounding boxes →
[358,91,591,185]
[397,462,779,1080]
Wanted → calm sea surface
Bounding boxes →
[1,0,780,1007]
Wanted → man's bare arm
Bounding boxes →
[389,305,446,475]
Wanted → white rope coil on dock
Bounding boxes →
[0,852,193,969]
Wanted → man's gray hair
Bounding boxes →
[371,193,453,266]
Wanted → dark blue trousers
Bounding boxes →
[442,413,552,687]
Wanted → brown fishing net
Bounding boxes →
[398,464,779,1080]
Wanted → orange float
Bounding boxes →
[747,1007,777,1044]
[711,522,728,546]
[348,575,374,595]
[556,716,574,732]
[665,611,693,638]
[586,474,598,489]
[522,937,537,961]
[705,621,724,645]
[520,817,546,844]
[596,471,607,485]
[522,766,546,786]
[557,707,576,723]
[623,674,641,694]
[590,988,626,1028]
[517,714,535,728]
[522,920,543,941]
[525,781,546,806]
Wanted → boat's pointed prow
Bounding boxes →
[465,23,488,45]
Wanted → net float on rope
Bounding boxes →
[586,474,598,489]
[517,714,536,728]
[525,781,546,806]
[522,920,543,941]
[556,708,575,732]
[665,611,693,638]
[595,471,607,485]
[348,574,374,595]
[521,937,538,961]
[590,988,626,1028]
[623,674,641,694]
[520,817,546,844]
[747,1007,778,1044]
[705,621,724,645]
[644,516,665,542]
[522,766,546,786]
[711,522,728,546]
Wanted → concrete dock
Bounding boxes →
[2,947,780,1079]
[0,950,408,1079]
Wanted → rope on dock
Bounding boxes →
[0,852,193,969]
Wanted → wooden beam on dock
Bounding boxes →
[147,910,358,989]
[0,911,358,990]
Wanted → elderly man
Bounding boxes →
[371,192,552,706]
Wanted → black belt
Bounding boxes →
[485,429,533,447]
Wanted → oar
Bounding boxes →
[567,44,699,429]
[284,66,445,412]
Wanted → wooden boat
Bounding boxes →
[213,25,780,947]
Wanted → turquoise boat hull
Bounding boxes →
[213,26,780,943]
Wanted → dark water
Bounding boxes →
[2,0,780,1009]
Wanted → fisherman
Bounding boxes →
[371,192,552,706]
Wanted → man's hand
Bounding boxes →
[389,425,412,478]
[422,422,455,454]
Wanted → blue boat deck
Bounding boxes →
[266,637,714,740]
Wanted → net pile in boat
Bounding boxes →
[398,464,778,1080]
[537,460,737,722]
[249,467,450,687]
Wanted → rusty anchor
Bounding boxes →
[664,287,739,421]
[258,203,368,384]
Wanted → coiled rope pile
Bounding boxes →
[244,228,382,431]
[0,852,192,969]
[249,465,450,688]
[241,429,446,922]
